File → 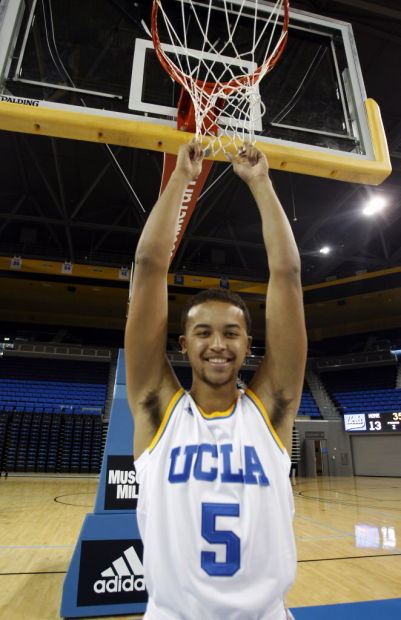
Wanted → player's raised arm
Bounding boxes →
[230,144,307,454]
[124,140,205,457]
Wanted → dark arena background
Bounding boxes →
[0,1,401,619]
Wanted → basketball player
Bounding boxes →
[125,140,307,619]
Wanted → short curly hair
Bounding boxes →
[180,288,252,334]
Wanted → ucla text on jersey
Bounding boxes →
[168,442,269,485]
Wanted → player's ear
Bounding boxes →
[246,335,252,355]
[179,334,187,354]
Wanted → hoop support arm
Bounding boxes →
[0,99,391,185]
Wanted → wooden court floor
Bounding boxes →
[1,474,400,619]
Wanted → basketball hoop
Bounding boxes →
[151,0,289,155]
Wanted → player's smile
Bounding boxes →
[204,356,233,373]
[206,356,232,365]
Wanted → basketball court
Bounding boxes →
[1,474,400,619]
[0,0,399,618]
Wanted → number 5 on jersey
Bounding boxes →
[201,502,240,576]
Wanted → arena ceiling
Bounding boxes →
[0,0,400,344]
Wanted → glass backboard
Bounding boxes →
[0,0,391,184]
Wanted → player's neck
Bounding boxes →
[189,381,239,415]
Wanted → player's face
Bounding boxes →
[179,301,252,388]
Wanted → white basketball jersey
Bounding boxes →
[135,388,296,620]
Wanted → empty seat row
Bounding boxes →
[0,378,106,386]
[0,398,104,405]
[334,388,400,396]
[0,411,104,473]
[0,404,103,414]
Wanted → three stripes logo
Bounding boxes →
[94,544,145,594]
[77,539,147,606]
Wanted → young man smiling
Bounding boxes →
[125,140,307,619]
[179,290,252,393]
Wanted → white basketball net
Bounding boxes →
[152,0,289,156]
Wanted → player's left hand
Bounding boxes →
[228,142,269,184]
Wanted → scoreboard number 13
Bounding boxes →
[369,420,382,431]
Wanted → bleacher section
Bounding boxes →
[0,356,108,473]
[0,357,108,414]
[0,411,102,473]
[320,365,400,415]
[298,391,320,417]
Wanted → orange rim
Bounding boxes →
[151,0,290,92]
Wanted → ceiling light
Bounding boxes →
[363,196,386,216]
[319,246,331,255]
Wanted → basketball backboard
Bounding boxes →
[0,0,390,184]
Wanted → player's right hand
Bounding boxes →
[175,139,205,181]
[228,142,270,185]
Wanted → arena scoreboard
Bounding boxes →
[344,411,401,432]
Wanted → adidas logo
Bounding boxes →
[93,545,146,594]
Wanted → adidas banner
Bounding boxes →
[77,539,147,606]
[104,455,139,510]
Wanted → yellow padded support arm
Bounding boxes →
[0,98,391,185]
